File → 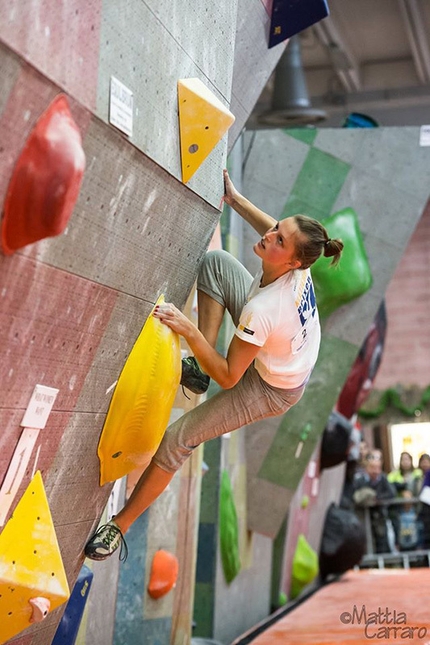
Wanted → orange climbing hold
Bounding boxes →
[147,549,179,599]
[1,93,86,255]
[29,597,51,623]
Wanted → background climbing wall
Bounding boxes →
[373,200,430,389]
[191,126,430,644]
[240,126,430,539]
[0,1,288,644]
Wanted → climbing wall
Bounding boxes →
[240,126,430,538]
[190,127,430,644]
[0,2,293,642]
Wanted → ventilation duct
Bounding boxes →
[259,35,326,126]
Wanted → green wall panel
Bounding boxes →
[282,147,351,220]
[193,582,215,637]
[285,128,317,146]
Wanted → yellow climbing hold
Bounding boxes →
[0,471,70,644]
[178,78,235,183]
[98,295,181,485]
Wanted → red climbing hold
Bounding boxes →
[1,93,86,255]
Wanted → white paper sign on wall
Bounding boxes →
[20,384,59,430]
[419,125,430,146]
[109,76,134,137]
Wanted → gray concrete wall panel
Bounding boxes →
[96,0,238,206]
[243,130,310,216]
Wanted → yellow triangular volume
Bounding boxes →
[178,78,235,183]
[98,295,181,485]
[0,471,70,644]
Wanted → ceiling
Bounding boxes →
[248,0,430,128]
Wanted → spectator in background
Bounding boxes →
[418,453,430,473]
[388,452,422,495]
[413,453,430,497]
[418,468,430,549]
[397,490,419,551]
[356,439,370,474]
[353,451,396,553]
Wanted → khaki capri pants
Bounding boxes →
[152,250,306,473]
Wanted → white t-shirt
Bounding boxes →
[235,268,321,388]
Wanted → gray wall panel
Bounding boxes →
[96,0,238,206]
[22,117,218,302]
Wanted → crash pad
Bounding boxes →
[98,295,181,485]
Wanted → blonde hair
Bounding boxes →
[293,215,344,269]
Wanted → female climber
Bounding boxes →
[85,169,343,561]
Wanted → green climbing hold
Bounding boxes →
[311,207,372,318]
[219,470,241,584]
[290,534,319,599]
[278,591,288,606]
[299,422,312,442]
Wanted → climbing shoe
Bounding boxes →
[84,519,128,562]
[180,356,210,395]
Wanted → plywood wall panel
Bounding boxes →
[0,0,238,207]
[71,297,153,414]
[0,410,27,477]
[1,0,282,208]
[0,43,22,117]
[6,634,33,645]
[0,255,118,411]
[0,48,91,207]
[171,448,202,645]
[0,407,104,529]
[0,0,103,110]
[19,117,219,301]
[44,412,109,526]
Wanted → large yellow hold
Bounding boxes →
[0,471,70,644]
[178,78,235,183]
[98,295,181,485]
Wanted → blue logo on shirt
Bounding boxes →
[297,277,316,327]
